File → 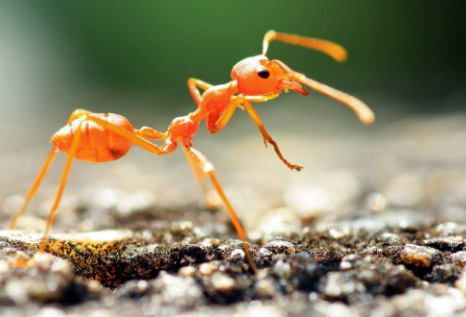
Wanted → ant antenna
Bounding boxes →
[272,59,374,125]
[263,30,348,62]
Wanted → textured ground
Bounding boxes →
[1,96,466,316]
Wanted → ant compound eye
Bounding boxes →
[257,69,270,79]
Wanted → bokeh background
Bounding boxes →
[1,1,466,232]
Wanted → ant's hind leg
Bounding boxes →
[8,109,93,230]
[38,119,87,253]
[184,146,257,273]
[8,147,59,230]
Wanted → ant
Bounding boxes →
[8,31,374,273]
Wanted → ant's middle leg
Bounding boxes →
[181,146,220,210]
[184,145,257,273]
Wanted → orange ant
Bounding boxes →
[8,31,374,273]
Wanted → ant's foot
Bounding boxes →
[289,164,304,172]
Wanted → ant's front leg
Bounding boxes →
[206,94,279,135]
[242,99,303,171]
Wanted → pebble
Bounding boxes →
[255,278,277,299]
[426,264,457,283]
[179,266,196,278]
[115,280,151,299]
[199,262,218,276]
[227,249,245,262]
[400,244,440,267]
[451,251,466,268]
[2,253,100,305]
[211,273,236,292]
[424,236,464,252]
[262,241,296,255]
[323,272,366,300]
[271,260,292,280]
[152,271,205,308]
[378,232,403,245]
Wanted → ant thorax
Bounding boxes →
[167,115,199,141]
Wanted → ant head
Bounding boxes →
[231,55,309,96]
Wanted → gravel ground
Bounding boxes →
[1,97,466,316]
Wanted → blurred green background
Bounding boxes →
[1,0,465,118]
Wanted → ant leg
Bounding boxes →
[86,116,178,156]
[181,146,221,210]
[243,93,280,103]
[9,109,95,230]
[184,146,257,273]
[242,100,303,171]
[187,97,254,207]
[188,78,213,106]
[9,147,59,230]
[207,97,243,134]
[263,30,348,62]
[38,118,88,253]
[206,94,279,135]
[273,59,375,125]
[136,127,168,140]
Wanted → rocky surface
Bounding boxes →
[1,110,466,316]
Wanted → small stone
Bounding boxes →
[211,273,236,292]
[323,272,366,300]
[426,264,457,283]
[378,232,402,245]
[329,228,346,239]
[179,265,196,277]
[452,251,466,268]
[401,244,440,267]
[254,278,277,299]
[339,254,367,271]
[227,249,245,261]
[424,236,464,252]
[262,240,295,255]
[271,260,292,280]
[153,271,205,307]
[199,262,218,276]
[115,280,151,299]
[200,238,221,247]
[257,247,273,257]
[359,247,379,256]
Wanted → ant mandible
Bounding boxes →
[8,31,374,273]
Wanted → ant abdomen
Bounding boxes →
[51,113,134,163]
